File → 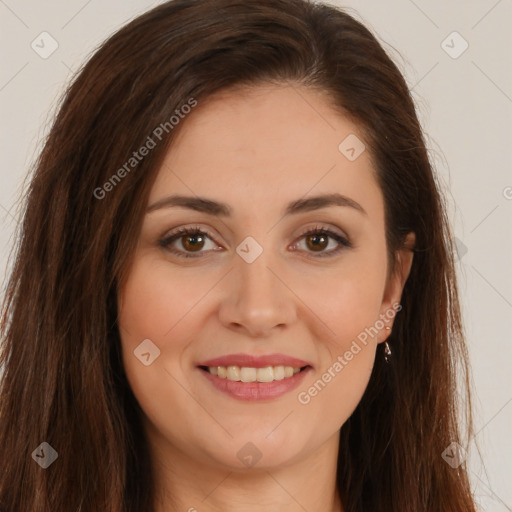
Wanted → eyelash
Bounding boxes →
[159,225,352,260]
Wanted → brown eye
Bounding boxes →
[160,225,352,260]
[305,232,329,252]
[160,227,218,258]
[293,227,352,258]
[181,232,206,252]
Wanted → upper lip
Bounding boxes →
[198,353,312,369]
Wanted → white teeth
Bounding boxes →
[273,366,285,380]
[208,365,303,382]
[240,367,256,382]
[256,366,274,383]
[227,366,241,381]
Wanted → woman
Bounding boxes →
[0,0,479,510]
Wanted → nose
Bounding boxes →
[218,248,297,338]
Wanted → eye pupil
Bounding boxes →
[307,234,328,251]
[182,234,205,252]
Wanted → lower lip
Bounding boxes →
[198,367,312,401]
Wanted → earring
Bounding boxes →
[384,326,392,363]
[383,341,392,363]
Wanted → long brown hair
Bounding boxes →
[0,0,478,510]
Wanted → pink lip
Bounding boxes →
[199,366,312,401]
[197,353,311,369]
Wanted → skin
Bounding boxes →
[117,83,415,512]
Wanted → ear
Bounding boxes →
[376,232,415,344]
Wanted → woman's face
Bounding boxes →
[117,83,413,471]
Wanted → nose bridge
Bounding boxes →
[219,238,296,336]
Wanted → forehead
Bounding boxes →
[149,83,383,220]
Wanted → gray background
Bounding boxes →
[1,1,511,509]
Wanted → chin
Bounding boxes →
[197,432,308,472]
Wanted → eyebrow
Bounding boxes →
[146,192,367,217]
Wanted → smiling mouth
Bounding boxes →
[198,365,311,383]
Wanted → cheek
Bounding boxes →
[116,256,209,448]
[293,249,386,423]
[116,255,199,397]
[301,249,388,349]
[118,255,209,344]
